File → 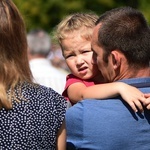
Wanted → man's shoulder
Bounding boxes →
[66,99,132,116]
[66,99,119,113]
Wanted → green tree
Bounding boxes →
[13,0,150,33]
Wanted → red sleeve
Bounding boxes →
[65,74,84,89]
[62,74,84,102]
[62,74,95,105]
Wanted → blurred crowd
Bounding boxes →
[27,29,70,94]
[48,43,70,74]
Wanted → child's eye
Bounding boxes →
[82,50,91,53]
[65,54,74,59]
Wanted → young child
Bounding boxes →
[56,12,148,112]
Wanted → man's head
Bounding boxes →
[27,29,51,59]
[92,7,150,82]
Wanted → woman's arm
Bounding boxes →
[56,120,66,150]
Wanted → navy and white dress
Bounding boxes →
[0,82,67,150]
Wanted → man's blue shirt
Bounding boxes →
[66,77,150,150]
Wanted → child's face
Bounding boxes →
[61,31,100,80]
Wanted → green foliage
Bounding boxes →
[13,0,150,34]
[138,0,150,25]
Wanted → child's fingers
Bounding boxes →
[144,93,150,98]
[128,101,138,112]
[130,100,143,113]
[146,104,150,109]
[142,97,150,106]
[139,96,147,103]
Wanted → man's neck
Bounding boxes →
[114,66,150,81]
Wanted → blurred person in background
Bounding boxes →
[27,29,67,94]
[0,0,67,149]
[48,43,70,74]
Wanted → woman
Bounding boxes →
[0,0,67,149]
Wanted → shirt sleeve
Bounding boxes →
[62,74,84,101]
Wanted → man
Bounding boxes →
[66,7,150,149]
[27,29,67,94]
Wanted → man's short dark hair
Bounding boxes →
[96,7,150,68]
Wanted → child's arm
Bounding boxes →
[82,82,147,112]
[67,82,89,103]
[67,82,146,112]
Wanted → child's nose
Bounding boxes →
[76,55,84,65]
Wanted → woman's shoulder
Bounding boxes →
[21,82,66,104]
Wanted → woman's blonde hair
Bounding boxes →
[56,12,98,47]
[0,0,33,109]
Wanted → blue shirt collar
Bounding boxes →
[118,77,150,88]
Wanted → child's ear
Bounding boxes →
[111,50,121,70]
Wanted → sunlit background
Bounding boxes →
[13,0,150,74]
[14,0,150,34]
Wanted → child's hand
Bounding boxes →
[142,94,150,109]
[119,83,146,113]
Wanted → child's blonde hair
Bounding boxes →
[56,12,98,47]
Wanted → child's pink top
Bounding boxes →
[62,74,95,105]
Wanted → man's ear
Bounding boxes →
[111,50,121,70]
